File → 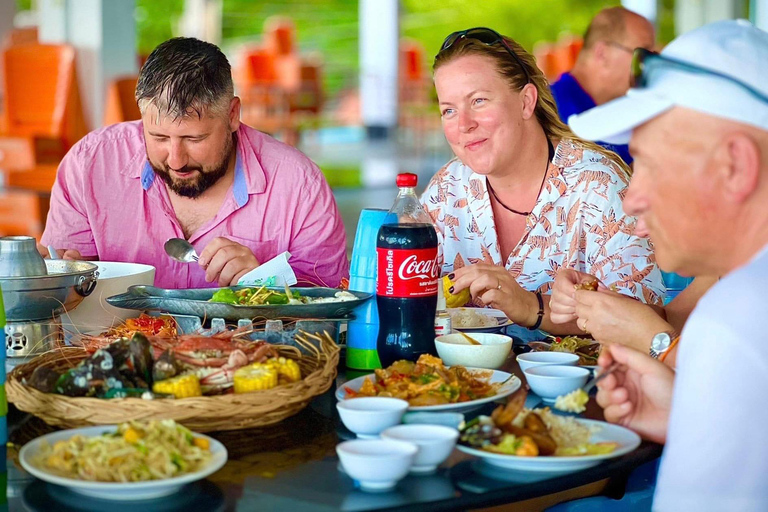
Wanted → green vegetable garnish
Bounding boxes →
[210,289,239,305]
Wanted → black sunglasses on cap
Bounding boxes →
[630,47,768,103]
[440,27,531,84]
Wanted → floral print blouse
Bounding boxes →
[420,139,665,304]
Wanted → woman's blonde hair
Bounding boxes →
[433,32,631,177]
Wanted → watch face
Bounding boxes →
[651,332,672,352]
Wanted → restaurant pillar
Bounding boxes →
[37,0,138,131]
[753,0,768,30]
[675,0,745,35]
[359,0,399,140]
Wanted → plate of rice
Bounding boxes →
[457,409,640,472]
[448,308,511,333]
[20,420,227,500]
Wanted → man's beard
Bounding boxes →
[151,133,235,199]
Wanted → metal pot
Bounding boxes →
[0,236,48,277]
[0,260,98,322]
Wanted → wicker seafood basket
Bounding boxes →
[6,331,339,432]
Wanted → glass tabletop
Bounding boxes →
[4,355,661,512]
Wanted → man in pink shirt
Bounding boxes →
[41,37,348,289]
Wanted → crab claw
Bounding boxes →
[226,349,249,369]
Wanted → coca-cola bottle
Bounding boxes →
[376,173,439,367]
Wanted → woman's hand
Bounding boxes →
[450,263,539,327]
[596,343,674,444]
[549,269,605,324]
[573,288,672,353]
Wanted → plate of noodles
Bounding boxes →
[528,336,601,368]
[20,420,227,500]
[448,308,512,333]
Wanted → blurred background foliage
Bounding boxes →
[18,0,678,97]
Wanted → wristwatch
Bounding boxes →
[649,331,675,359]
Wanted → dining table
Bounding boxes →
[3,345,662,512]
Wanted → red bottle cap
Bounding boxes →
[396,173,418,188]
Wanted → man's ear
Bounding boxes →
[590,40,608,64]
[721,132,760,203]
[229,97,241,132]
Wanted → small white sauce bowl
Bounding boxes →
[516,351,580,372]
[380,424,459,474]
[336,439,418,492]
[434,332,513,369]
[523,365,590,402]
[336,397,409,439]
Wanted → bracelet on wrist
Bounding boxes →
[528,291,544,331]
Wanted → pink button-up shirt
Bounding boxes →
[41,121,349,289]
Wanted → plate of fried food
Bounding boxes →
[20,420,228,500]
[337,354,521,413]
[527,336,602,368]
[457,390,640,472]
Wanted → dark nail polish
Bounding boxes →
[449,286,455,294]
[448,273,455,280]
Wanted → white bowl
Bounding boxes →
[523,365,590,402]
[61,261,155,332]
[434,333,513,369]
[336,397,409,439]
[336,439,418,491]
[380,424,459,474]
[516,351,580,372]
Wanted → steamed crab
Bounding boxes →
[150,331,279,392]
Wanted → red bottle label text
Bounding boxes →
[376,248,439,298]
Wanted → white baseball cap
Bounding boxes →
[569,19,768,144]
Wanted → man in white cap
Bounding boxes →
[568,19,768,510]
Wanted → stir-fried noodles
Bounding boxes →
[33,420,212,482]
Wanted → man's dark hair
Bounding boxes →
[135,37,234,119]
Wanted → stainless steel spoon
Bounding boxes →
[164,238,199,263]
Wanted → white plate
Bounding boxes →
[20,425,228,500]
[336,369,521,413]
[456,419,641,472]
[448,308,512,333]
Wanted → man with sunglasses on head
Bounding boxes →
[550,6,655,164]
[569,20,768,510]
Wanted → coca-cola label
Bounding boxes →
[376,248,439,297]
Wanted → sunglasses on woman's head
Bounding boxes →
[440,27,531,84]
[630,47,768,103]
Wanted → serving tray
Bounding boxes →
[106,285,371,321]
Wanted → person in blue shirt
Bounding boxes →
[550,7,655,164]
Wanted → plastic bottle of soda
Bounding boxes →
[376,173,439,367]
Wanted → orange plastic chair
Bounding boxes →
[4,27,38,47]
[533,42,559,82]
[1,43,88,165]
[0,190,47,239]
[264,17,296,56]
[103,75,141,126]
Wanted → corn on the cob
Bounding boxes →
[265,357,301,383]
[152,374,202,399]
[234,364,278,393]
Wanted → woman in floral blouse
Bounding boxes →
[421,28,664,334]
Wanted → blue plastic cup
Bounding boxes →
[347,208,388,370]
